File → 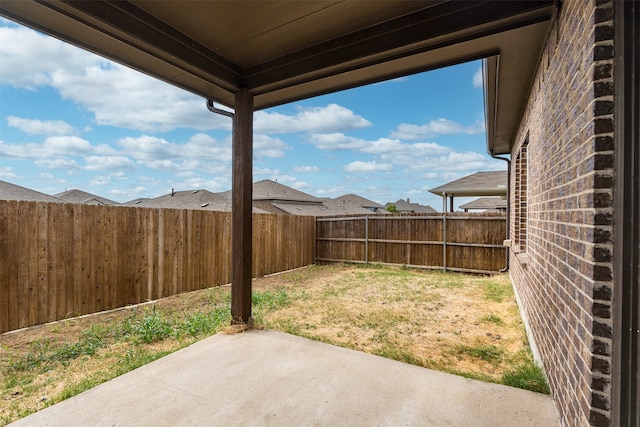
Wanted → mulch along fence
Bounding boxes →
[316,212,507,274]
[0,200,315,333]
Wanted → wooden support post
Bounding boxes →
[231,88,253,324]
[449,196,454,213]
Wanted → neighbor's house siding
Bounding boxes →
[508,0,615,426]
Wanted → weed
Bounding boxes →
[252,288,290,310]
[376,344,424,366]
[482,279,512,302]
[454,344,504,364]
[501,363,550,394]
[124,306,172,344]
[175,307,230,339]
[481,314,504,325]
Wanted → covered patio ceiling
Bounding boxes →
[1,0,555,154]
[0,0,556,321]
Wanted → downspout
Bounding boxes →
[490,154,511,273]
[207,99,235,119]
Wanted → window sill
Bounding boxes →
[515,252,529,267]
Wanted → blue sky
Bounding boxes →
[0,17,505,209]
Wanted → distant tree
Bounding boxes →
[386,203,397,213]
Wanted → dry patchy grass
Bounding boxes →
[1,263,547,425]
[254,264,539,381]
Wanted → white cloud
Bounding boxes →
[182,134,232,161]
[117,133,234,172]
[7,116,75,135]
[473,67,483,88]
[0,24,231,133]
[390,118,484,140]
[107,186,148,199]
[255,104,371,134]
[35,156,79,170]
[291,165,319,173]
[44,136,93,154]
[0,25,97,89]
[0,166,22,180]
[292,181,310,190]
[361,139,451,157]
[307,133,368,151]
[254,168,281,176]
[254,134,289,159]
[266,174,297,184]
[83,156,136,171]
[173,176,226,190]
[315,185,348,197]
[307,131,499,179]
[118,135,177,161]
[51,65,227,132]
[344,161,392,173]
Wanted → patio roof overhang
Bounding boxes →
[0,1,554,117]
[0,0,556,321]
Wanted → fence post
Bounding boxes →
[442,214,447,271]
[364,216,369,264]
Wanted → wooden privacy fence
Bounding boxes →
[0,200,315,333]
[316,212,507,274]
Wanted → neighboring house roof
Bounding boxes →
[0,180,65,203]
[123,189,267,213]
[123,189,231,210]
[459,197,507,211]
[428,171,507,197]
[320,198,380,216]
[393,199,437,214]
[333,194,385,211]
[249,180,321,203]
[54,189,120,206]
[271,201,334,216]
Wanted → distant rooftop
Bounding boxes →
[54,189,120,206]
[0,180,64,203]
[123,189,231,210]
[393,199,437,214]
[459,197,507,211]
[228,180,321,203]
[334,194,384,210]
[429,171,507,197]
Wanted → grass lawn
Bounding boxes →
[0,263,548,425]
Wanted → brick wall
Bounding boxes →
[508,0,615,425]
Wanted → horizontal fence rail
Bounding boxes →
[316,212,506,274]
[0,201,315,333]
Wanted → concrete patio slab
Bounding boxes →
[9,330,558,426]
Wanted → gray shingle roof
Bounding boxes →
[333,194,384,210]
[124,189,230,210]
[0,180,65,203]
[248,180,320,203]
[271,201,330,216]
[393,199,437,213]
[459,197,507,210]
[54,189,120,205]
[429,171,507,197]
